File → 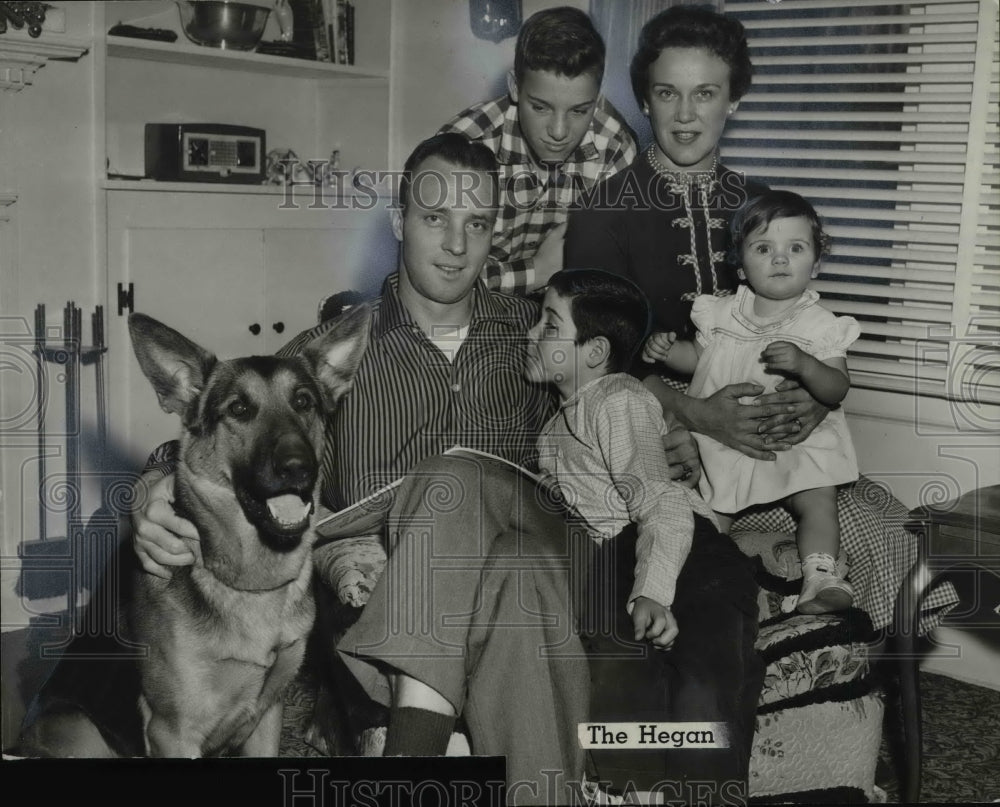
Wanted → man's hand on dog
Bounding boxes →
[133,473,200,578]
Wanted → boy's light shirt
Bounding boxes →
[537,373,718,610]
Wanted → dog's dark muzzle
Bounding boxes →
[236,431,319,550]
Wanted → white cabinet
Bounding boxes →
[105,187,395,465]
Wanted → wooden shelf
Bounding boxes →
[102,178,390,203]
[106,35,387,81]
[104,178,293,195]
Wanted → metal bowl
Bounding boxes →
[176,1,271,51]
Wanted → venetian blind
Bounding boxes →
[721,0,999,404]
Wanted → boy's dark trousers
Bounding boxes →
[578,515,765,805]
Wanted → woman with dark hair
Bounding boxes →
[568,4,765,356]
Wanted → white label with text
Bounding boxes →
[578,722,730,749]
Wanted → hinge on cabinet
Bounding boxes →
[117,282,134,315]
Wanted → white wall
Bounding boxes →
[0,4,99,316]
[1,3,100,626]
[847,390,999,512]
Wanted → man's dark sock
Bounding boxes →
[383,707,456,756]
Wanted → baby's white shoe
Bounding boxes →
[796,551,853,614]
[796,572,854,614]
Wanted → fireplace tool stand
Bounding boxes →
[17,303,117,635]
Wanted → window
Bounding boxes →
[721,0,999,404]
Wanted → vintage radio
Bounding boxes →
[144,123,266,184]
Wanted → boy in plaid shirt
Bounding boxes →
[439,7,637,296]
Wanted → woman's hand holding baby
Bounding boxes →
[755,381,829,444]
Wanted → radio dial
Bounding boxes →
[187,137,209,166]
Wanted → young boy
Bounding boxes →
[524,268,764,801]
[439,7,637,296]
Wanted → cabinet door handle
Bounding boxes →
[117,283,134,316]
[249,323,261,335]
[272,322,285,334]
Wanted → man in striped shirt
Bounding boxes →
[439,6,637,297]
[130,133,702,803]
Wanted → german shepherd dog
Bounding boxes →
[16,305,370,758]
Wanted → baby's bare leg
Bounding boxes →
[786,487,853,614]
[785,486,839,559]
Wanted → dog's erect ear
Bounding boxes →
[128,313,217,416]
[302,303,372,410]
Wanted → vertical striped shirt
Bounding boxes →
[439,94,637,296]
[279,273,554,509]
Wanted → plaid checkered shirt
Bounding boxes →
[537,373,718,609]
[439,93,637,295]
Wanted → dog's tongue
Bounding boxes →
[266,494,313,528]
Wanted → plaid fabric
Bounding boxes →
[439,94,637,295]
[537,374,718,609]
